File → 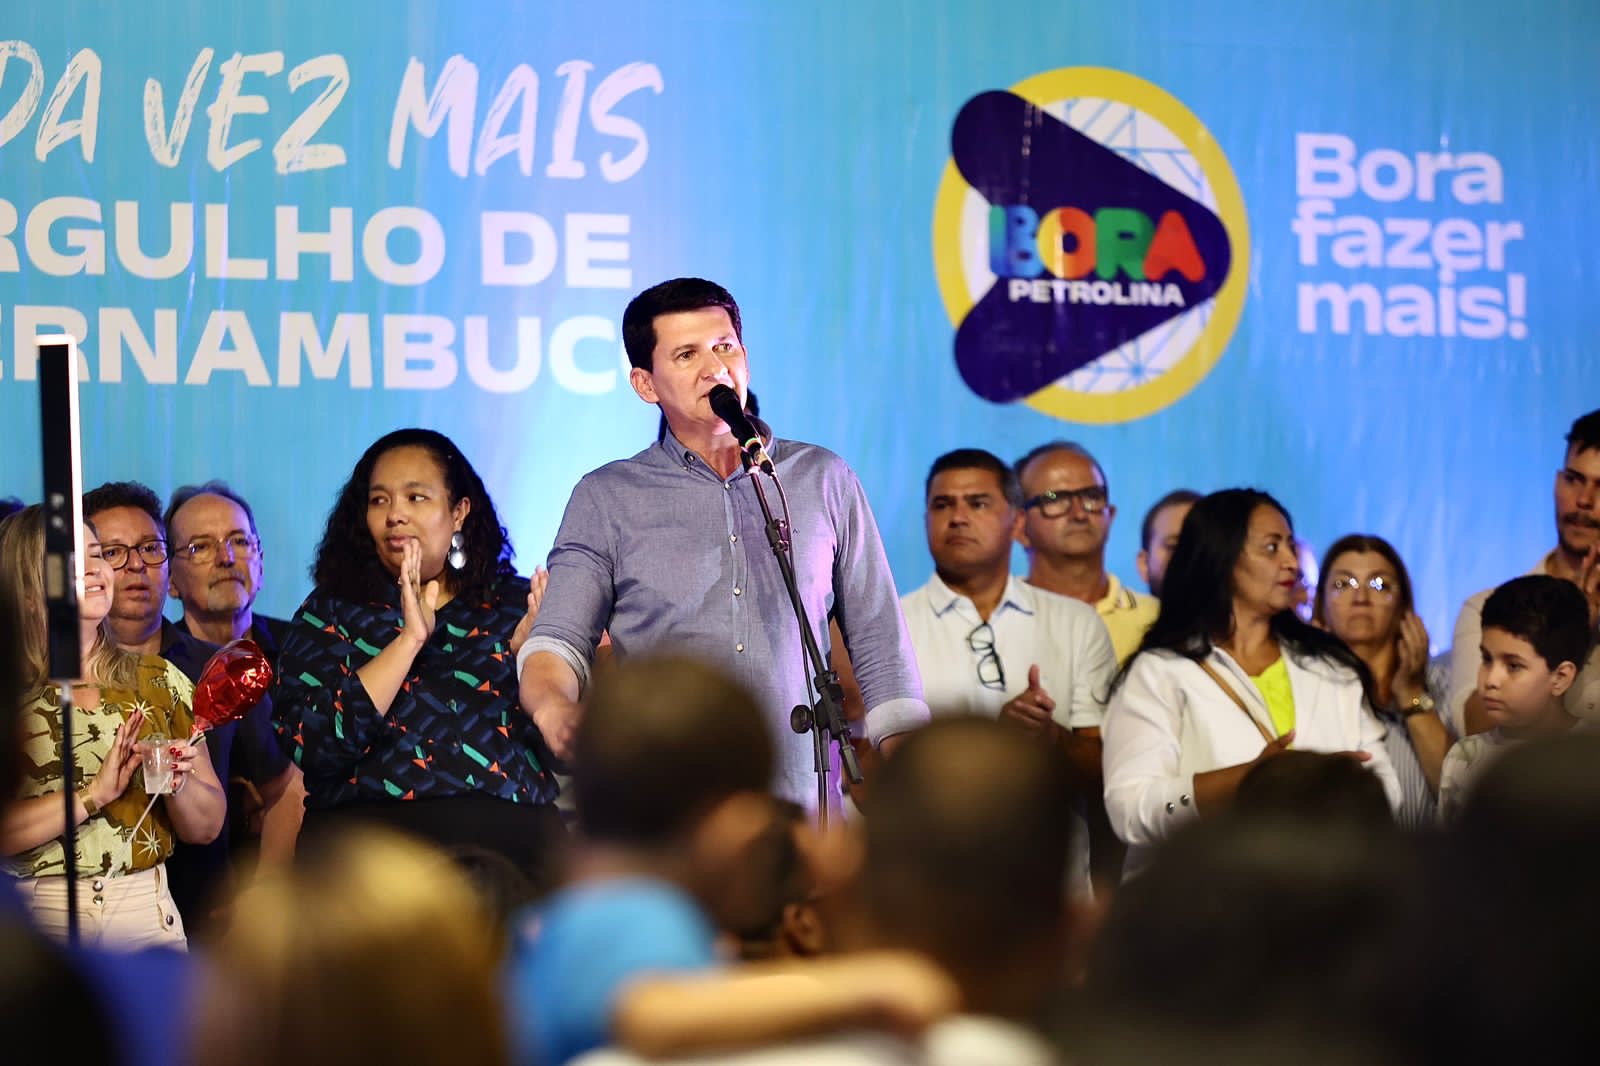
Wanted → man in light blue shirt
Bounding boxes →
[519,278,927,813]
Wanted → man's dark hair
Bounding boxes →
[622,277,743,372]
[574,655,773,846]
[1565,408,1600,457]
[0,498,23,523]
[1481,574,1591,671]
[925,448,1024,510]
[1234,751,1395,834]
[1139,489,1201,552]
[446,844,544,939]
[83,480,164,533]
[1014,440,1110,500]
[1413,735,1600,1065]
[863,716,1075,1018]
[734,799,809,960]
[1087,811,1410,1042]
[165,480,260,540]
[312,428,514,603]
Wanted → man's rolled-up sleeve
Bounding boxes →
[521,477,617,694]
[829,467,929,746]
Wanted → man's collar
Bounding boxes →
[924,572,1035,618]
[657,419,776,476]
[171,613,260,649]
[1097,572,1140,614]
[162,617,217,653]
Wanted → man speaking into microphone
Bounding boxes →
[518,277,927,814]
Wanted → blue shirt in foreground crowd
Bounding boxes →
[506,877,719,1066]
[523,430,928,809]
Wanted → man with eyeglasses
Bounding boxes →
[83,481,178,658]
[165,482,280,653]
[163,482,301,912]
[1015,442,1159,665]
[1447,409,1600,738]
[900,449,1116,898]
[83,481,293,931]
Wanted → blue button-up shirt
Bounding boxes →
[524,430,928,809]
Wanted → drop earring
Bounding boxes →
[448,530,467,570]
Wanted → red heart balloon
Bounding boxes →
[193,638,274,734]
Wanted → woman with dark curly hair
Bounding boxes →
[273,429,562,877]
[1101,489,1399,874]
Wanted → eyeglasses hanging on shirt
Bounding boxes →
[966,620,1006,691]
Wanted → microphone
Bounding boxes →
[708,385,775,474]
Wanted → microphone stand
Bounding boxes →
[59,685,79,944]
[741,454,862,827]
[40,336,86,946]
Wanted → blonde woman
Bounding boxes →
[0,506,224,948]
[192,828,508,1066]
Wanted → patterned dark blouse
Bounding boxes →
[272,573,559,810]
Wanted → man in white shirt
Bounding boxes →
[900,449,1117,891]
[1448,409,1600,737]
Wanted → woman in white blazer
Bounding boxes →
[1102,489,1400,870]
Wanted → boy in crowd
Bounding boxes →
[505,656,951,1065]
[504,655,793,1064]
[1439,575,1592,818]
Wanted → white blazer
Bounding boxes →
[1102,644,1400,861]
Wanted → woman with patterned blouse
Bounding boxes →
[274,429,562,880]
[0,506,225,948]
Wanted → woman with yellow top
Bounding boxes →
[0,506,225,948]
[1101,489,1398,874]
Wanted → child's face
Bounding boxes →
[1478,626,1569,728]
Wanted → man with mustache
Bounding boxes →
[1447,409,1600,736]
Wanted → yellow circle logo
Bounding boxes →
[933,68,1249,423]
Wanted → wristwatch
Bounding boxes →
[1401,691,1436,718]
[78,787,100,818]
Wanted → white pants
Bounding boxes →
[19,864,188,951]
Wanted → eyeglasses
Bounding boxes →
[1327,575,1398,599]
[99,540,168,570]
[967,621,1006,691]
[175,533,260,566]
[1022,487,1108,518]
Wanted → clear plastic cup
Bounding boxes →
[140,735,174,795]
